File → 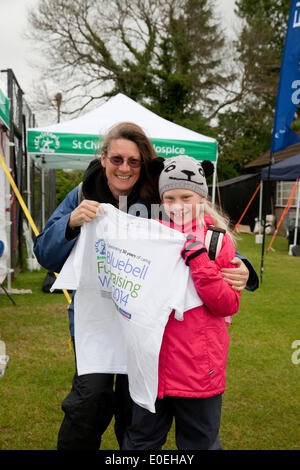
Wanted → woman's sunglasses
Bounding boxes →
[106,155,143,168]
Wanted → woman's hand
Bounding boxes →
[68,200,103,230]
[221,257,249,291]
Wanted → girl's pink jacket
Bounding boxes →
[157,215,241,399]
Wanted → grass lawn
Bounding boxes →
[0,233,299,450]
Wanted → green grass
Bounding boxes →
[0,234,299,450]
[224,235,300,450]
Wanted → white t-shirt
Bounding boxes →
[52,204,202,412]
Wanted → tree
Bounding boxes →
[144,0,236,123]
[236,0,291,46]
[29,0,296,182]
[235,0,291,114]
[27,0,238,129]
[55,170,84,206]
[217,109,271,178]
[214,0,293,180]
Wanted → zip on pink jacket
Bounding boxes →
[157,214,241,399]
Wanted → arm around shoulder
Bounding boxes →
[235,252,259,291]
[187,234,241,317]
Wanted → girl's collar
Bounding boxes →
[167,214,214,232]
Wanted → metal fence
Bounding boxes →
[0,68,55,277]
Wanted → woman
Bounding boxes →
[33,122,257,450]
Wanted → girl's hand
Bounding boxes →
[221,257,249,291]
[68,200,103,230]
[181,235,207,266]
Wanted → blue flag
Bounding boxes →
[271,0,300,153]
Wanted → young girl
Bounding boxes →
[122,155,241,450]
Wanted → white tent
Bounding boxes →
[27,93,217,165]
[27,93,218,204]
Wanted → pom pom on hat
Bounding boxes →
[201,160,214,178]
[149,157,165,175]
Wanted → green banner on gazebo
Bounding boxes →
[27,93,218,170]
[27,131,217,162]
[0,88,10,130]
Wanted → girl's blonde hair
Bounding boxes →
[201,199,236,245]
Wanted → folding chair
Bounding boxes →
[0,240,16,305]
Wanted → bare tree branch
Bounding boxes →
[26,0,238,122]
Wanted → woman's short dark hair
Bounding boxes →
[101,122,160,203]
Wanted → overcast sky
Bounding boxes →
[0,0,39,93]
[0,0,239,109]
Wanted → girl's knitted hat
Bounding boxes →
[150,155,214,198]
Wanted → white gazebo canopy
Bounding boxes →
[27,93,217,170]
[27,93,219,218]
